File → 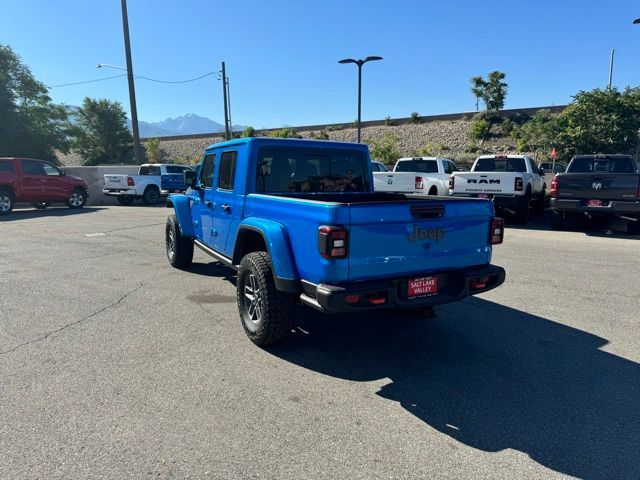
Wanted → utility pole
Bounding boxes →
[221,61,230,140]
[226,77,233,137]
[120,0,143,163]
[608,48,615,89]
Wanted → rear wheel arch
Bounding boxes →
[233,227,269,265]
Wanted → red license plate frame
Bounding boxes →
[587,199,604,207]
[407,276,439,299]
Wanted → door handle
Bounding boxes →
[222,204,231,213]
[205,201,215,209]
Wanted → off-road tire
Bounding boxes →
[513,192,531,224]
[165,214,193,268]
[551,211,565,230]
[32,202,50,209]
[117,196,135,206]
[237,251,297,346]
[142,186,160,206]
[65,188,87,209]
[0,189,14,215]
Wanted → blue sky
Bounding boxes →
[3,0,640,128]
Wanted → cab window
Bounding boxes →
[201,154,216,188]
[21,160,46,175]
[218,151,238,191]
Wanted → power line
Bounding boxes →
[48,74,126,88]
[48,70,219,89]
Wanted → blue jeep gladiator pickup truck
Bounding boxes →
[165,137,506,345]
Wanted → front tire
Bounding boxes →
[66,188,87,209]
[32,202,50,210]
[117,196,135,206]
[165,214,193,268]
[142,186,160,206]
[237,251,297,346]
[0,190,14,215]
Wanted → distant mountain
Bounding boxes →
[130,114,245,138]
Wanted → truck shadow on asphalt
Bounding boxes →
[508,211,640,239]
[1,206,105,222]
[269,297,640,480]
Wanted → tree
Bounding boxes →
[0,44,69,161]
[515,109,560,153]
[368,132,401,164]
[144,137,166,163]
[242,126,256,137]
[71,98,133,165]
[470,71,508,111]
[554,88,640,159]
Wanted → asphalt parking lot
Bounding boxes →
[1,205,639,479]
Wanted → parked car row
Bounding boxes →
[372,154,547,223]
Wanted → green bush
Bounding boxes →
[384,116,394,126]
[326,124,342,131]
[410,112,421,124]
[500,118,515,137]
[368,133,401,164]
[470,119,490,141]
[418,143,448,156]
[242,126,256,137]
[268,127,301,138]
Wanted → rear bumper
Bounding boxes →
[103,188,138,197]
[551,198,640,217]
[300,264,506,313]
[452,193,522,209]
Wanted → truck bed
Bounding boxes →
[244,193,494,284]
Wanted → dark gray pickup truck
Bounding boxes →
[550,154,640,233]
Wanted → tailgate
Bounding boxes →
[451,172,517,195]
[373,172,416,192]
[347,199,493,281]
[161,173,188,192]
[104,174,128,189]
[558,173,639,200]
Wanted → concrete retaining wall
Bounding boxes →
[65,166,140,206]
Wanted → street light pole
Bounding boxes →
[221,61,230,140]
[120,0,143,164]
[338,56,383,143]
[226,77,232,137]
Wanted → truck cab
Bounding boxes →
[165,138,506,346]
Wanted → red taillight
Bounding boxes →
[415,176,424,189]
[449,175,455,190]
[345,294,360,304]
[318,226,348,259]
[514,177,524,192]
[550,177,559,197]
[127,176,135,186]
[489,217,504,245]
[367,294,387,305]
[470,276,490,290]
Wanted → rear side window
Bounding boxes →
[568,157,636,173]
[475,157,526,172]
[0,160,14,173]
[165,165,190,174]
[201,154,216,188]
[218,151,237,190]
[395,160,438,173]
[21,160,46,175]
[139,165,161,176]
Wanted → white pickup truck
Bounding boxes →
[373,157,460,195]
[449,154,546,223]
[103,164,193,206]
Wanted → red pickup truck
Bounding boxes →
[0,157,89,215]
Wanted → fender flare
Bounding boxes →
[167,194,194,237]
[233,218,299,289]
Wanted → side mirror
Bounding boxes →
[184,170,199,189]
[60,169,66,176]
[539,167,545,175]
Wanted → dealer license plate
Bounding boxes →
[407,276,439,299]
[587,199,604,207]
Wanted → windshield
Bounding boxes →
[474,157,526,172]
[256,146,370,193]
[395,160,438,173]
[568,157,636,173]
